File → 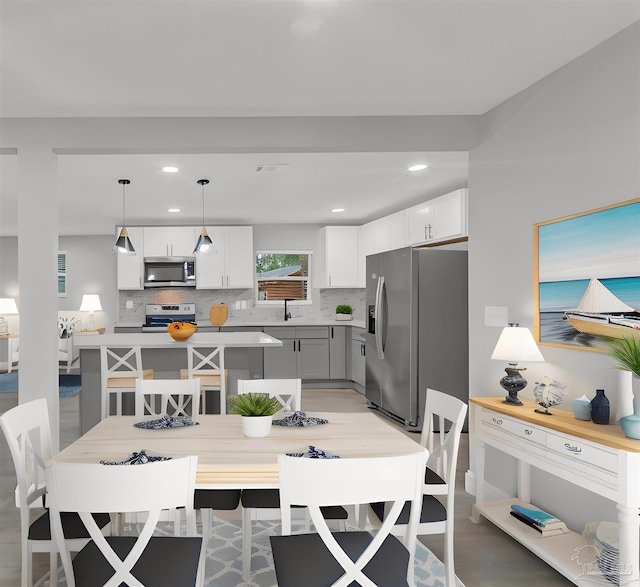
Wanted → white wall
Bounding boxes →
[468,23,639,525]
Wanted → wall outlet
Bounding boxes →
[485,306,508,327]
[125,300,133,310]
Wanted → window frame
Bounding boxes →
[255,249,312,306]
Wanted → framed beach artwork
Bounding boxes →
[534,198,640,353]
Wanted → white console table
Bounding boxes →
[470,397,640,587]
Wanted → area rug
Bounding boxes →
[202,517,466,587]
[0,372,81,397]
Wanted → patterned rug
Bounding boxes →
[203,517,465,587]
[0,372,81,397]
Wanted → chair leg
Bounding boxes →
[24,538,31,587]
[49,550,58,586]
[200,508,212,546]
[242,507,252,582]
[444,518,456,586]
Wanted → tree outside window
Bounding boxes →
[256,252,311,303]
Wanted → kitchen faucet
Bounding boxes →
[284,298,293,321]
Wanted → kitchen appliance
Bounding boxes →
[142,303,196,332]
[365,247,468,430]
[143,257,195,288]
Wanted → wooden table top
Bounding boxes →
[471,396,640,453]
[52,411,425,488]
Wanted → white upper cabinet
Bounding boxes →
[316,226,359,288]
[406,188,468,246]
[387,211,407,251]
[143,226,197,257]
[196,226,254,289]
[116,226,144,290]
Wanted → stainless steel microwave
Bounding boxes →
[143,257,196,288]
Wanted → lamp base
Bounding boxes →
[500,366,527,406]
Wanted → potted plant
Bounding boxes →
[335,304,353,321]
[228,392,282,438]
[608,336,640,439]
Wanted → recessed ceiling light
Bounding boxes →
[332,208,345,213]
[163,166,178,173]
[407,164,428,172]
[168,208,180,213]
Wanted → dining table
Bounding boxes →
[52,411,425,489]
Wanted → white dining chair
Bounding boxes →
[134,378,241,548]
[8,336,19,373]
[45,456,204,587]
[270,451,428,587]
[367,388,467,586]
[0,398,110,587]
[135,378,201,417]
[180,345,228,414]
[100,345,154,419]
[237,378,349,581]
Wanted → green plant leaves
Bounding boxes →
[228,393,283,416]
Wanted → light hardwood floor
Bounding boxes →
[0,388,573,586]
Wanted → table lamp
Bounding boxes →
[491,323,544,405]
[79,294,102,330]
[0,298,19,335]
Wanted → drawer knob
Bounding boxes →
[525,429,532,436]
[564,442,582,454]
[492,417,503,425]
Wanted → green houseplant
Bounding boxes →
[228,393,282,438]
[335,304,353,321]
[607,336,640,439]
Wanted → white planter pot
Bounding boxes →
[241,415,273,438]
[335,314,353,321]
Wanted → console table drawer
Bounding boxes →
[546,432,618,474]
[481,410,546,446]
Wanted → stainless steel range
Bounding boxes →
[142,303,196,332]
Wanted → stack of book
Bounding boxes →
[509,504,570,537]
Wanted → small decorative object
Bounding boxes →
[572,395,592,421]
[228,392,282,438]
[607,336,640,438]
[491,323,545,405]
[335,304,353,321]
[167,321,197,341]
[209,302,228,326]
[533,377,567,415]
[590,389,610,425]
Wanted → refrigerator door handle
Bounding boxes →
[375,276,385,360]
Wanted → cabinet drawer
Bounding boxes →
[263,327,295,339]
[481,410,546,446]
[546,432,618,474]
[296,327,328,339]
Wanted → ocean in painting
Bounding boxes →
[538,276,640,349]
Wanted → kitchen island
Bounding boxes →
[74,331,282,433]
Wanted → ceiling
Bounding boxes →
[1,0,638,235]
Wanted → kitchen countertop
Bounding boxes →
[73,331,284,349]
[115,319,366,329]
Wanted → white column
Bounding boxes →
[17,146,60,451]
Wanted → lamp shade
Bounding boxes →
[79,294,102,313]
[491,324,544,363]
[0,298,19,314]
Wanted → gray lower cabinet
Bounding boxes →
[264,326,330,380]
[329,326,347,379]
[350,327,366,387]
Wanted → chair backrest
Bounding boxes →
[9,336,19,362]
[0,399,52,535]
[135,378,201,417]
[237,378,302,414]
[187,346,223,379]
[100,346,146,418]
[278,451,427,587]
[420,388,467,490]
[45,456,199,587]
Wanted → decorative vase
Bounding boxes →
[241,415,272,438]
[619,375,640,439]
[590,389,610,425]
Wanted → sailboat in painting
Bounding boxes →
[564,278,640,340]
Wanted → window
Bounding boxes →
[58,251,67,297]
[255,251,311,303]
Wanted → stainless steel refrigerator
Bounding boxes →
[365,247,468,430]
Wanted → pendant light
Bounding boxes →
[193,178,213,253]
[112,179,136,255]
